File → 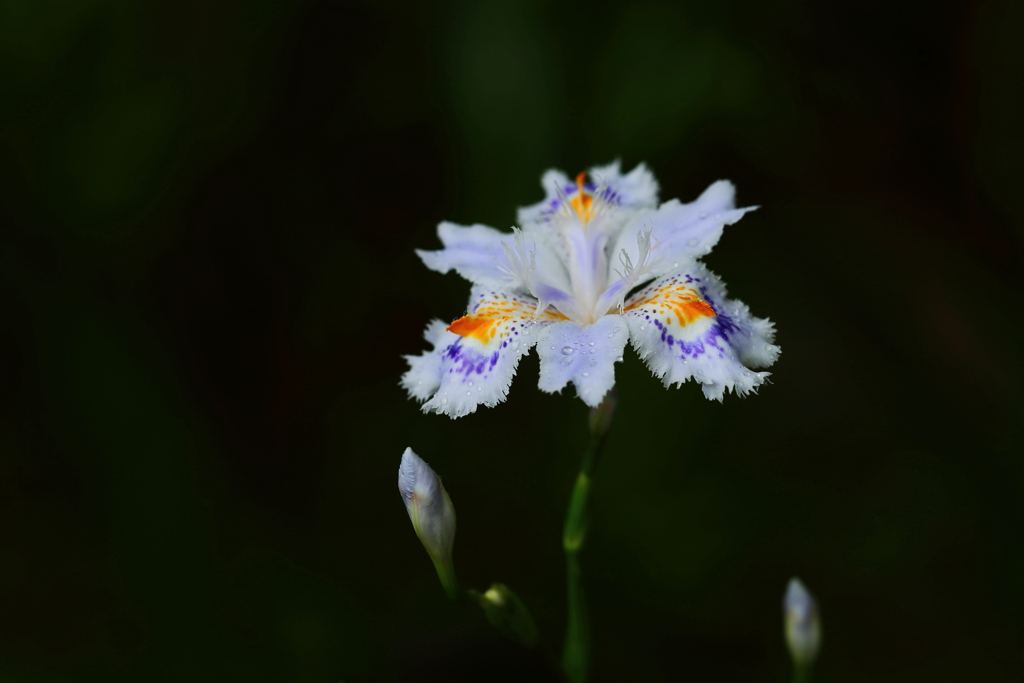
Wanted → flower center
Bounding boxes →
[568,172,596,224]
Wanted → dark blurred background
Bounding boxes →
[2,0,1023,680]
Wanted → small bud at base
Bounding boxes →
[783,577,821,671]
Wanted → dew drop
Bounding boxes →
[441,397,449,405]
[640,325,646,331]
[582,372,590,377]
[589,341,595,346]
[616,356,624,362]
[468,381,473,386]
[466,391,471,396]
[560,357,572,366]
[699,211,708,219]
[686,238,698,247]
[561,346,573,355]
[613,327,620,333]
[607,333,614,338]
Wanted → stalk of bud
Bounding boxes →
[783,578,821,682]
[398,448,458,599]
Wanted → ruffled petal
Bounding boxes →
[419,288,564,418]
[536,315,629,407]
[516,170,574,225]
[608,180,756,284]
[416,221,512,288]
[401,319,461,401]
[516,162,658,227]
[587,160,659,210]
[622,265,779,401]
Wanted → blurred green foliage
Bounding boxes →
[1,0,1022,681]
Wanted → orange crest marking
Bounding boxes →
[625,285,717,327]
[447,298,567,344]
[569,171,596,224]
[447,316,497,342]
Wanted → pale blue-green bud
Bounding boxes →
[784,578,821,670]
[398,448,457,598]
[477,583,539,648]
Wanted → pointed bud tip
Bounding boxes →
[398,447,433,511]
[784,578,814,614]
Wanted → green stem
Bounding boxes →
[431,555,459,601]
[792,664,811,683]
[561,389,617,683]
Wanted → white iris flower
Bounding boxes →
[402,162,780,418]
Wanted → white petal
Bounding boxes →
[416,221,511,288]
[623,265,779,401]
[516,169,573,226]
[610,180,755,284]
[420,288,561,418]
[588,160,659,209]
[536,315,629,407]
[401,319,461,401]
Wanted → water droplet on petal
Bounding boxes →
[613,327,620,333]
[616,356,624,362]
[468,381,473,386]
[466,391,472,396]
[639,325,646,331]
[582,372,590,377]
[441,397,449,405]
[561,346,573,355]
[607,333,614,338]
[699,211,708,219]
[560,357,572,366]
[686,238,698,247]
[589,341,595,346]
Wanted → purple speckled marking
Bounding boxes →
[444,340,499,382]
[540,179,625,220]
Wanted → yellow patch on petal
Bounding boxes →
[624,284,716,327]
[569,172,597,224]
[447,298,567,343]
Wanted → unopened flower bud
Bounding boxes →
[784,578,821,672]
[398,448,458,599]
[477,583,539,648]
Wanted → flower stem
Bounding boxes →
[430,555,459,601]
[561,389,617,683]
[792,664,812,683]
